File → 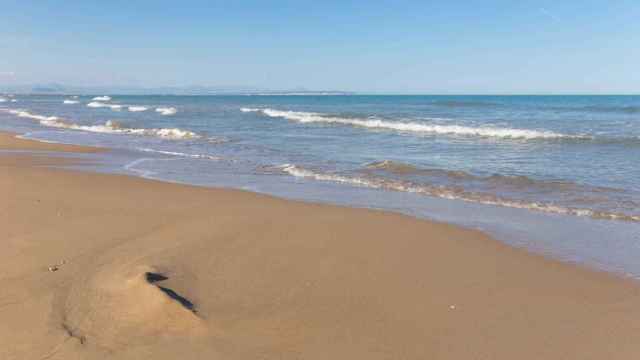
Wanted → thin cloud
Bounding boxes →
[539,8,560,22]
[0,71,16,77]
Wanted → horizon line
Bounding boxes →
[2,92,639,96]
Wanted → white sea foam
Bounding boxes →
[15,133,63,144]
[128,106,148,112]
[242,108,586,140]
[87,101,122,110]
[63,99,79,104]
[0,98,6,102]
[6,109,60,123]
[92,96,111,101]
[137,148,222,160]
[155,107,177,116]
[277,164,640,222]
[10,99,17,102]
[88,102,148,112]
[3,109,199,140]
[123,158,157,178]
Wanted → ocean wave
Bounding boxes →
[87,101,123,110]
[128,106,148,112]
[363,160,628,194]
[548,105,640,114]
[137,148,222,160]
[10,99,17,102]
[0,98,6,102]
[431,100,499,108]
[276,164,639,222]
[156,107,177,116]
[3,109,199,140]
[88,103,152,113]
[365,160,423,174]
[241,108,586,140]
[247,92,350,96]
[583,105,640,114]
[365,160,474,179]
[6,109,59,123]
[92,96,111,101]
[63,99,79,104]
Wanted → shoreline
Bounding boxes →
[11,130,639,279]
[0,130,105,153]
[3,131,640,359]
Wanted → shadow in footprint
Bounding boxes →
[146,272,168,283]
[145,272,196,312]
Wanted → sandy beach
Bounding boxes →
[2,131,640,360]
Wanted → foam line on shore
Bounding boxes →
[2,109,200,140]
[137,147,223,160]
[277,163,640,222]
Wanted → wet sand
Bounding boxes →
[2,131,640,359]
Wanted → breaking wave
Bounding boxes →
[3,109,199,140]
[275,163,639,222]
[88,103,152,113]
[156,107,177,116]
[63,99,79,104]
[241,108,587,140]
[92,96,111,101]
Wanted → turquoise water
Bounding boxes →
[1,94,639,276]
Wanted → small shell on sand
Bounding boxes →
[48,260,66,272]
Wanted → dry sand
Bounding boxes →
[1,131,640,359]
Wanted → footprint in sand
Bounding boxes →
[61,264,204,350]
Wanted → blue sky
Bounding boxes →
[0,0,639,93]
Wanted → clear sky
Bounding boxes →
[1,0,639,94]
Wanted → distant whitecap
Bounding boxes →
[87,101,122,110]
[128,106,148,112]
[155,107,177,116]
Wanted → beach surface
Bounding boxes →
[1,131,640,360]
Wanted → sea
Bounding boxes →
[1,94,639,277]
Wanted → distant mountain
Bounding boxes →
[0,84,355,96]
